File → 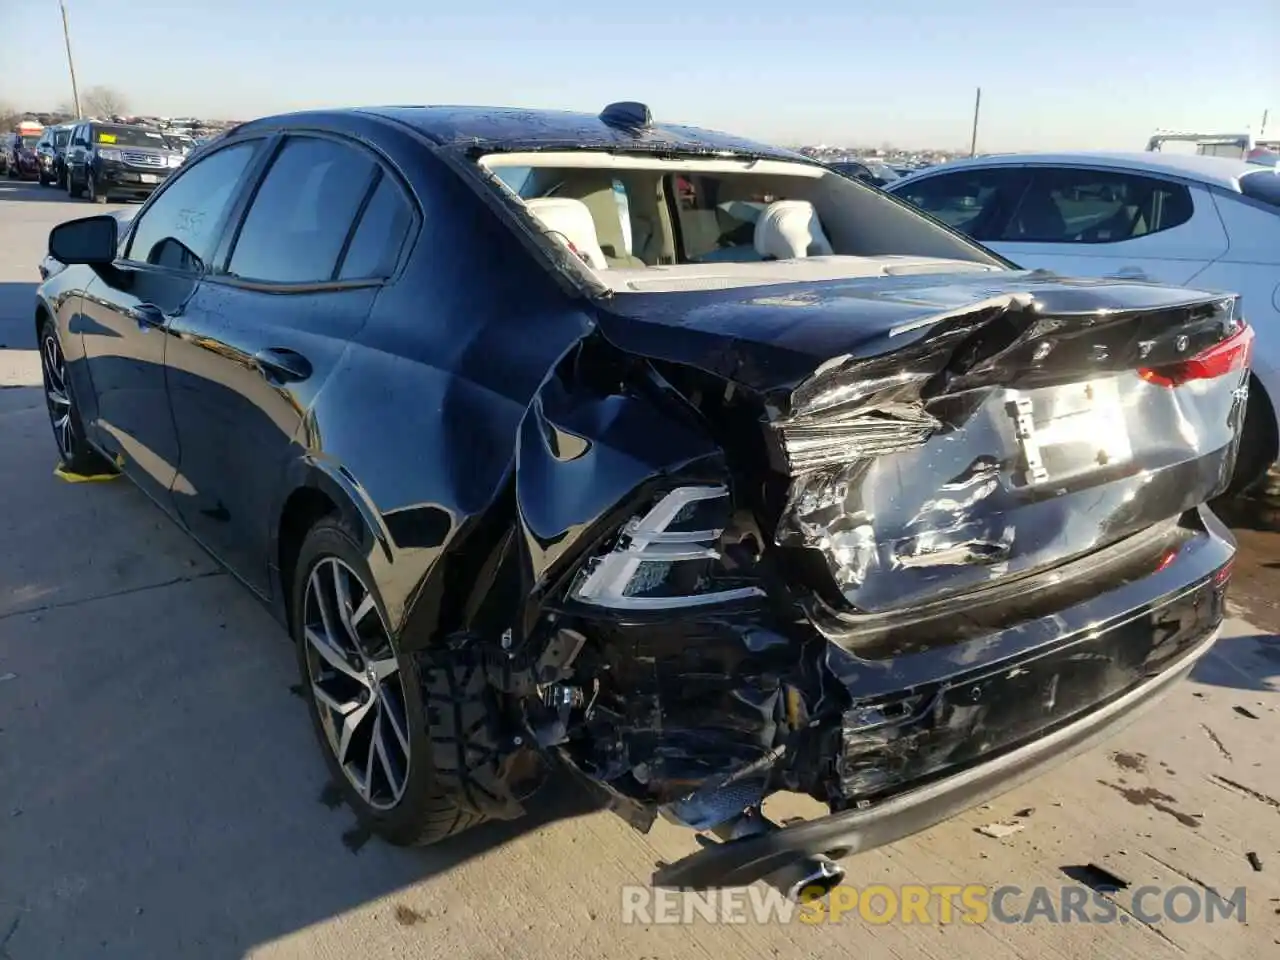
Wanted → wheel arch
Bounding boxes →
[271,457,394,631]
[1244,370,1279,487]
[34,296,52,342]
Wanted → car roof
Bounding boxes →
[894,151,1266,192]
[242,105,804,160]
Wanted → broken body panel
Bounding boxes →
[506,267,1246,887]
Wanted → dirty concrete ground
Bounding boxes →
[2,181,1278,959]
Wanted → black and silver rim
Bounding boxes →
[42,334,74,460]
[303,557,411,810]
[87,174,96,201]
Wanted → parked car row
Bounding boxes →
[35,99,1251,899]
[1,122,46,181]
[884,153,1280,493]
[12,119,187,203]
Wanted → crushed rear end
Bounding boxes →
[509,273,1249,894]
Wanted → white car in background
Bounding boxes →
[887,153,1280,492]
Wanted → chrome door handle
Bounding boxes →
[130,303,168,329]
[253,347,312,383]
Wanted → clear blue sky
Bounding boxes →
[3,0,1277,150]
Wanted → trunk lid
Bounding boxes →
[594,271,1251,616]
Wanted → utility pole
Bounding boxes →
[59,1,81,118]
[1261,109,1269,138]
[969,87,982,158]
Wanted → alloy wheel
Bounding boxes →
[302,557,411,810]
[41,333,75,460]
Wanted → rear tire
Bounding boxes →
[67,167,83,199]
[88,172,107,204]
[292,518,497,847]
[1226,378,1278,497]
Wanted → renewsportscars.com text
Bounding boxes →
[620,883,1248,925]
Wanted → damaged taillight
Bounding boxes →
[568,486,765,610]
[768,371,940,474]
[1139,319,1254,388]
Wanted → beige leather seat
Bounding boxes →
[524,197,609,270]
[753,200,834,259]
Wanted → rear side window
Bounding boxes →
[337,173,413,280]
[1000,169,1194,243]
[126,141,258,270]
[1239,171,1280,209]
[893,168,1026,239]
[228,136,377,283]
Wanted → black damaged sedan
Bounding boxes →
[35,101,1250,898]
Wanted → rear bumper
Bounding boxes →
[653,507,1234,891]
[655,621,1219,891]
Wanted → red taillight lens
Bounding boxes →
[1139,321,1254,388]
[1212,559,1234,588]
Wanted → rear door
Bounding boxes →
[164,132,415,596]
[985,166,1229,284]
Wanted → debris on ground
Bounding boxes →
[1063,863,1131,891]
[1014,807,1036,818]
[976,820,1026,839]
[1233,706,1260,719]
[1110,751,1148,773]
[1247,852,1263,872]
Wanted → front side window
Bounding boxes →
[893,168,1026,237]
[227,136,377,283]
[125,141,258,271]
[999,169,1194,243]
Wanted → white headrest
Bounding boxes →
[524,197,608,270]
[753,200,834,260]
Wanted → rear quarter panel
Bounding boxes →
[284,130,594,644]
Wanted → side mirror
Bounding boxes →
[49,215,119,266]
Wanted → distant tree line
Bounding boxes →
[0,85,131,130]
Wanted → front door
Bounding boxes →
[79,138,266,511]
[78,268,194,507]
